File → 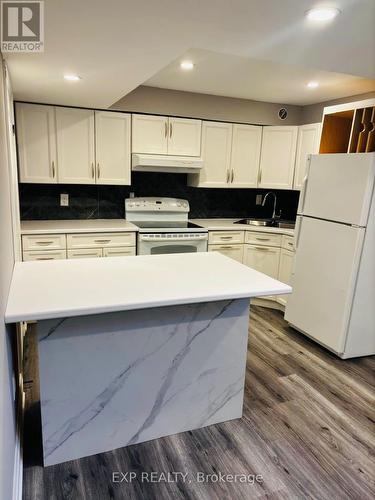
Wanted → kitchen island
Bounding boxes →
[5,252,290,466]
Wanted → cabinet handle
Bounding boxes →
[165,122,168,138]
[36,257,54,260]
[91,163,95,179]
[226,169,230,183]
[35,241,54,245]
[231,168,234,183]
[254,246,271,251]
[52,161,56,178]
[255,237,271,241]
[218,245,236,249]
[219,236,233,240]
[169,122,172,138]
[94,239,111,243]
[97,163,100,179]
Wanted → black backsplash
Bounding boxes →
[19,173,300,221]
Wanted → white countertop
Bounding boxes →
[20,219,138,234]
[191,219,295,235]
[5,252,291,323]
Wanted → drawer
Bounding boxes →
[103,247,136,257]
[245,231,281,247]
[208,244,243,263]
[22,234,66,251]
[208,231,245,245]
[23,250,66,261]
[67,232,136,249]
[282,234,295,251]
[67,249,103,259]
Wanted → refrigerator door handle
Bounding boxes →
[294,216,302,252]
[297,156,311,215]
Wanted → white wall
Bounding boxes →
[0,54,17,500]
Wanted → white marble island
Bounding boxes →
[6,252,290,466]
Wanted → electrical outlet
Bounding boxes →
[60,193,69,207]
[129,192,135,198]
[256,194,262,205]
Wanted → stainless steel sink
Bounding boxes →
[234,218,295,229]
[235,218,273,226]
[276,221,295,229]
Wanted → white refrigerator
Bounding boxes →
[285,153,375,358]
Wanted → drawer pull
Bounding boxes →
[255,237,271,241]
[35,241,54,245]
[36,257,54,260]
[94,239,111,243]
[254,246,271,251]
[218,245,236,249]
[220,236,233,240]
[74,253,97,257]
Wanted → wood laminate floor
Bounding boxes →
[22,305,375,500]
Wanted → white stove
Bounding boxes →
[125,197,208,255]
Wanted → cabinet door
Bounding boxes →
[167,117,202,156]
[294,123,321,190]
[56,107,95,184]
[243,245,280,279]
[277,248,294,306]
[132,114,168,154]
[189,121,232,187]
[259,126,298,189]
[208,244,243,263]
[230,124,262,188]
[95,111,131,185]
[16,103,57,183]
[67,248,103,259]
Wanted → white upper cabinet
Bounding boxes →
[16,103,57,183]
[259,126,298,189]
[132,114,168,154]
[293,123,321,190]
[167,117,201,156]
[189,121,232,187]
[230,124,262,188]
[95,111,131,185]
[132,114,201,156]
[56,107,95,184]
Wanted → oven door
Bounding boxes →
[138,233,208,255]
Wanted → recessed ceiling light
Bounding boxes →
[180,61,194,70]
[64,74,81,81]
[306,7,340,22]
[307,81,319,89]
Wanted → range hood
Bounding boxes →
[132,154,203,173]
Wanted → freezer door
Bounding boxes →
[285,216,365,353]
[298,153,375,226]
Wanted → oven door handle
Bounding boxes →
[140,234,208,242]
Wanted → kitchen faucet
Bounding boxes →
[262,191,277,219]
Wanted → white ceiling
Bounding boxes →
[146,49,375,105]
[4,0,375,108]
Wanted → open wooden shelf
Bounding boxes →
[320,104,375,154]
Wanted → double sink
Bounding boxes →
[234,218,295,229]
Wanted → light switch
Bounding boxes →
[256,194,262,205]
[60,193,69,206]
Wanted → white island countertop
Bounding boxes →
[191,219,295,235]
[5,252,291,323]
[20,219,138,234]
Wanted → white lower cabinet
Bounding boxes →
[208,244,243,263]
[243,244,280,300]
[22,232,136,261]
[23,250,66,261]
[103,247,136,257]
[277,249,294,306]
[67,248,103,259]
